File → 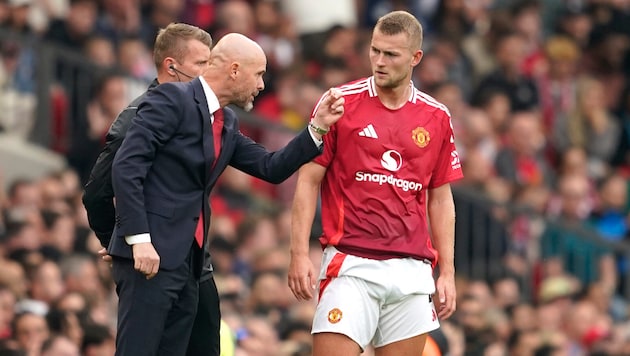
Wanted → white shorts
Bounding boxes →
[312,246,440,350]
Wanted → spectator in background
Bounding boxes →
[511,0,545,78]
[116,36,155,82]
[11,311,49,356]
[541,173,610,285]
[555,146,597,207]
[80,322,115,356]
[473,31,540,112]
[141,0,186,48]
[0,1,10,28]
[584,29,629,111]
[494,111,554,194]
[44,0,97,51]
[212,0,256,40]
[93,0,146,48]
[412,51,448,92]
[280,0,357,63]
[433,35,475,94]
[476,88,512,140]
[82,35,116,68]
[537,35,580,137]
[4,0,34,35]
[457,108,499,165]
[40,334,79,356]
[253,0,299,72]
[0,40,36,139]
[431,0,473,45]
[460,8,513,87]
[0,285,17,339]
[589,173,629,242]
[552,76,621,180]
[27,259,64,306]
[554,7,593,50]
[66,69,127,184]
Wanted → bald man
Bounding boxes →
[109,33,345,356]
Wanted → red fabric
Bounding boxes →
[194,211,204,247]
[313,78,463,263]
[516,156,542,186]
[195,109,224,247]
[212,109,224,164]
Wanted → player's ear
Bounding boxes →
[412,50,423,67]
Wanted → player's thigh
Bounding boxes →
[374,333,428,356]
[373,293,439,348]
[313,332,362,356]
[312,276,380,353]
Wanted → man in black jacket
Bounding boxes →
[82,23,222,356]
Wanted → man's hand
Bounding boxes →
[132,242,160,279]
[310,88,345,134]
[288,253,317,301]
[434,272,456,319]
[97,248,113,266]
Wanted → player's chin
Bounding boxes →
[373,75,390,86]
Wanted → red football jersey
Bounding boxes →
[313,77,463,262]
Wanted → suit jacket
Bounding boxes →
[83,79,158,248]
[110,77,322,272]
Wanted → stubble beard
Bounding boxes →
[374,71,407,90]
[242,100,254,112]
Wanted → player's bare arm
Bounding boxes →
[427,183,457,319]
[288,162,327,301]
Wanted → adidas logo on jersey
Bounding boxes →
[358,124,378,138]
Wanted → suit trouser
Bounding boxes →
[186,277,221,356]
[112,249,199,356]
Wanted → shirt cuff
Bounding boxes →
[308,127,323,147]
[125,233,151,245]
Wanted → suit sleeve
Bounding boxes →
[229,125,323,184]
[82,108,135,247]
[111,84,182,237]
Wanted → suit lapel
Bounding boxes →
[192,78,213,185]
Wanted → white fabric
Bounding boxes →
[312,246,439,349]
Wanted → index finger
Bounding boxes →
[328,88,342,100]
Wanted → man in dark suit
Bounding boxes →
[109,32,345,356]
[82,23,224,355]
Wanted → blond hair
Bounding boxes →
[544,36,579,62]
[153,23,212,67]
[375,11,423,50]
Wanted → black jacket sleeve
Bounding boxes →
[82,106,137,247]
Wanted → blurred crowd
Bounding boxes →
[1,0,630,355]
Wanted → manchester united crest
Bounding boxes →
[412,127,430,148]
[327,308,343,324]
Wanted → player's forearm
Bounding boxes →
[290,180,320,256]
[428,191,456,275]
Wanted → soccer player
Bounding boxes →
[287,10,463,356]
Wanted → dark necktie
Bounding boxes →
[194,108,224,247]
